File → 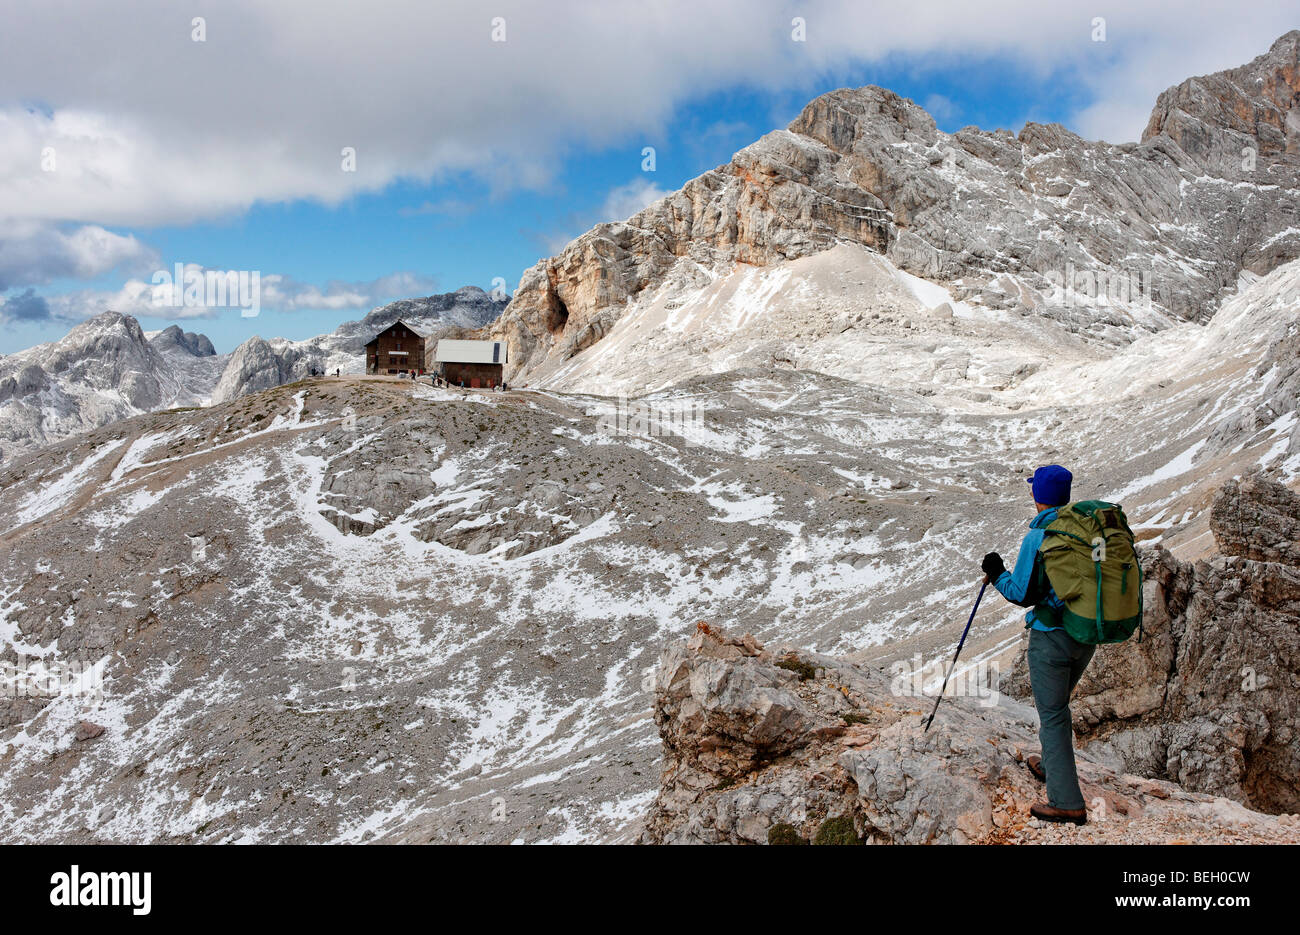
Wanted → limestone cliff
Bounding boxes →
[489,32,1300,387]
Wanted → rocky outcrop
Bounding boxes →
[0,364,49,403]
[641,623,1299,844]
[210,336,320,404]
[1002,474,1300,815]
[1143,31,1300,164]
[490,33,1300,386]
[73,721,105,742]
[1210,472,1300,564]
[150,325,216,358]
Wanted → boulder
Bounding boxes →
[74,721,105,742]
[641,623,1298,845]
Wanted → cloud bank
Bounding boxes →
[3,0,1294,230]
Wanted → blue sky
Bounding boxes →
[1,2,1293,354]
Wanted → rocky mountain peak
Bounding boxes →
[1143,29,1300,166]
[150,324,217,358]
[0,311,223,462]
[42,311,163,386]
[489,33,1300,389]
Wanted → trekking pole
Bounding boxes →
[923,580,989,732]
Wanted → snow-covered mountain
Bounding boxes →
[0,312,223,464]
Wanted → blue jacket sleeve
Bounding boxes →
[994,527,1045,607]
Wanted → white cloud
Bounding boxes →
[600,179,671,224]
[40,268,439,323]
[0,1,1293,230]
[42,277,168,321]
[0,221,156,290]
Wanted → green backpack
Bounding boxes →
[1036,500,1144,644]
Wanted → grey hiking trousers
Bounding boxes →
[1027,627,1095,811]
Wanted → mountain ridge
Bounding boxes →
[486,30,1300,390]
[0,286,507,462]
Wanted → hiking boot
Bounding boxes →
[1031,802,1087,825]
[1026,755,1046,783]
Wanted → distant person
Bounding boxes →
[335,368,340,377]
[981,465,1092,826]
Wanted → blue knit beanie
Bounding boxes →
[1027,465,1072,506]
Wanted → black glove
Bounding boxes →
[981,552,1006,580]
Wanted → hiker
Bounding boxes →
[981,464,1093,826]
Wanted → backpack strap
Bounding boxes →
[1134,549,1144,643]
[1093,558,1105,643]
[1028,548,1065,629]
